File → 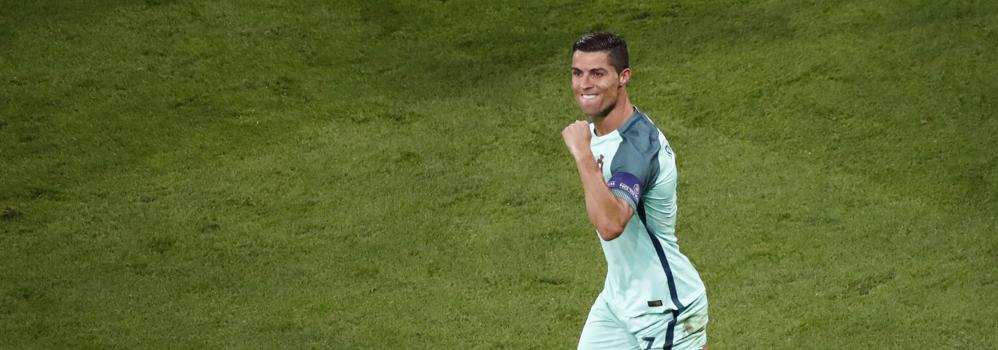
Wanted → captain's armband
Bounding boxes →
[607,172,641,207]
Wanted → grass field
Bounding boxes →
[2,0,997,348]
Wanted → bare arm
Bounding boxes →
[562,121,634,241]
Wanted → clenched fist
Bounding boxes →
[562,120,593,161]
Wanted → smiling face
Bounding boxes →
[571,50,630,118]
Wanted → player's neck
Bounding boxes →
[592,91,633,137]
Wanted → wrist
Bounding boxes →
[573,149,595,164]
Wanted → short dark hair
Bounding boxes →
[572,32,629,73]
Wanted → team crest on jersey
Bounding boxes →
[597,154,605,171]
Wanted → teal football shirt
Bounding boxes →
[588,107,706,318]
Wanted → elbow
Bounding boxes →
[596,223,625,241]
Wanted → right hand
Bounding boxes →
[562,120,593,160]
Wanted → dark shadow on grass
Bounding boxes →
[351,0,580,95]
[0,0,178,48]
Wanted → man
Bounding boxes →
[562,32,709,350]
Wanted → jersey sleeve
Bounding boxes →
[607,125,661,209]
[609,176,641,209]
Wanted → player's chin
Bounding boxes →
[577,106,600,118]
[580,104,612,119]
[576,100,603,116]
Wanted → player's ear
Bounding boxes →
[618,68,631,87]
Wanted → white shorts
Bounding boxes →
[578,292,708,350]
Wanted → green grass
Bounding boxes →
[2,0,996,348]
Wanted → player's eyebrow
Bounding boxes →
[571,67,609,74]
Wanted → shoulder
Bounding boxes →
[609,110,663,183]
[616,110,662,158]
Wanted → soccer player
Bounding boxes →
[562,32,709,350]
